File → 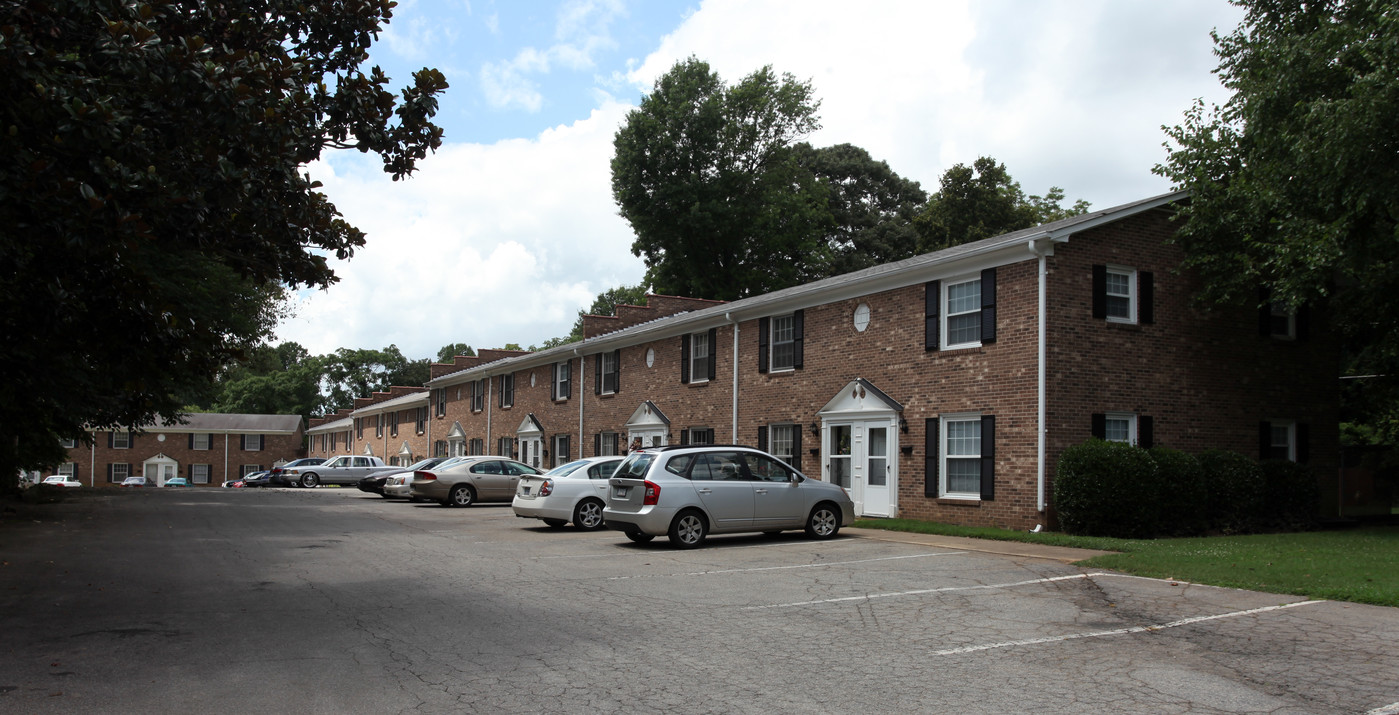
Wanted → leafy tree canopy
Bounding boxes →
[915,157,1089,252]
[318,345,426,415]
[1155,0,1399,445]
[793,142,928,275]
[612,57,831,300]
[436,343,476,363]
[0,0,447,481]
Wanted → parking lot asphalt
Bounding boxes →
[842,526,1117,563]
[2,488,1397,714]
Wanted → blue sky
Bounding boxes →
[280,0,1247,363]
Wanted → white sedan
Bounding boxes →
[42,475,82,488]
[512,456,624,530]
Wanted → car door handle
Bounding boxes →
[755,489,768,495]
[697,488,712,494]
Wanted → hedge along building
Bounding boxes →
[414,191,1336,530]
[56,413,305,487]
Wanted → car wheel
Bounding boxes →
[573,499,606,531]
[379,492,392,499]
[542,518,567,528]
[447,484,475,508]
[667,510,708,549]
[804,502,841,540]
[300,473,319,488]
[624,529,655,544]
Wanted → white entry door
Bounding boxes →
[825,420,894,517]
[520,437,543,469]
[628,428,667,451]
[143,456,178,486]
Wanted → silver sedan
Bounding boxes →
[411,457,544,507]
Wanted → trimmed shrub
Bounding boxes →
[1148,447,1209,537]
[1054,439,1160,538]
[1196,449,1266,534]
[1259,460,1321,531]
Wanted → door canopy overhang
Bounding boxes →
[625,401,670,430]
[446,421,467,440]
[516,413,544,438]
[818,378,903,420]
[397,441,413,457]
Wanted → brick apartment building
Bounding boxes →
[55,414,305,487]
[309,191,1337,529]
[305,387,431,466]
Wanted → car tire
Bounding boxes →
[447,484,475,508]
[573,499,606,531]
[300,473,319,488]
[804,502,841,540]
[624,529,655,544]
[379,492,392,499]
[667,509,708,549]
[542,518,567,527]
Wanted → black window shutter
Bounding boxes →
[240,434,246,450]
[612,349,621,393]
[680,334,690,383]
[1091,413,1106,440]
[499,377,504,408]
[611,433,620,455]
[980,415,996,501]
[550,366,557,401]
[793,310,805,369]
[1258,287,1272,336]
[707,328,718,381]
[792,428,802,472]
[925,281,941,351]
[924,418,939,497]
[1296,304,1310,341]
[757,426,768,452]
[1140,272,1155,324]
[108,432,113,448]
[594,354,602,394]
[680,429,689,446]
[107,463,113,482]
[758,318,770,373]
[562,435,570,461]
[980,268,997,343]
[188,433,194,449]
[1092,265,1108,319]
[566,361,573,399]
[1139,416,1154,448]
[594,433,601,457]
[1297,423,1310,464]
[1259,421,1272,459]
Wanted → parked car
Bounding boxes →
[603,445,855,549]
[163,477,189,487]
[280,455,387,488]
[221,477,245,488]
[241,471,273,488]
[119,476,152,488]
[411,457,543,507]
[512,456,624,530]
[357,457,450,496]
[42,475,82,488]
[267,458,327,487]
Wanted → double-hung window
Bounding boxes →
[770,315,796,371]
[942,415,982,498]
[1105,267,1136,322]
[1104,413,1136,444]
[685,427,715,445]
[434,388,446,417]
[469,438,484,456]
[244,434,262,451]
[1269,302,1296,339]
[690,331,710,383]
[416,407,426,434]
[553,434,571,467]
[60,437,77,449]
[497,436,514,457]
[945,278,982,348]
[598,351,619,395]
[191,464,211,484]
[375,414,383,438]
[112,431,131,449]
[769,424,795,465]
[500,374,514,408]
[390,412,399,437]
[1265,420,1296,461]
[553,361,571,400]
[111,463,129,482]
[472,379,486,412]
[58,462,76,478]
[192,433,211,450]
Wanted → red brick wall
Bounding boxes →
[67,428,304,487]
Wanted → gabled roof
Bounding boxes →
[306,416,353,435]
[425,190,1187,387]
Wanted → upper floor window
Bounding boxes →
[434,388,446,417]
[416,407,427,434]
[375,414,383,438]
[1105,267,1136,322]
[597,350,619,395]
[689,331,710,383]
[945,278,982,348]
[389,412,399,437]
[111,431,132,449]
[553,361,571,401]
[60,437,77,449]
[500,374,515,408]
[472,379,486,412]
[770,315,796,371]
[192,433,211,450]
[1093,264,1154,325]
[243,434,263,451]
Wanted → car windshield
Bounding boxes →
[614,454,653,479]
[404,458,440,471]
[545,460,590,477]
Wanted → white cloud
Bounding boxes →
[279,100,644,359]
[476,0,624,111]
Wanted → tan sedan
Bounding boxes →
[410,457,544,507]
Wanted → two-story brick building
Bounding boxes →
[56,414,305,487]
[320,191,1336,529]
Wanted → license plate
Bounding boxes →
[612,486,628,499]
[522,486,531,495]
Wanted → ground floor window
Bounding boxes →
[242,464,262,476]
[942,415,982,497]
[685,427,714,445]
[110,463,130,482]
[497,436,515,458]
[191,464,211,484]
[58,462,76,478]
[469,438,484,456]
[553,434,571,467]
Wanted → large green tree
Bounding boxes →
[0,0,446,482]
[915,157,1090,252]
[1155,0,1399,444]
[794,142,928,275]
[612,57,831,300]
[318,345,425,415]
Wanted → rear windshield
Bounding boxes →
[615,454,653,479]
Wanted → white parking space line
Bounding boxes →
[746,572,1105,610]
[532,538,857,559]
[607,552,967,580]
[1366,703,1399,715]
[930,599,1326,656]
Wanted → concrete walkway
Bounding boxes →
[844,526,1116,563]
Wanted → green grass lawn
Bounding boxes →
[853,519,1399,608]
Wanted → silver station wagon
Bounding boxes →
[603,445,855,548]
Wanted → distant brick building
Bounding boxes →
[56,414,304,487]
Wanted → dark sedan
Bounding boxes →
[357,457,450,496]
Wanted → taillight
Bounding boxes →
[538,479,554,496]
[643,480,661,506]
[415,471,436,482]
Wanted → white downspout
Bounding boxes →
[1029,238,1051,513]
[575,350,584,459]
[89,432,96,487]
[727,313,739,442]
[486,376,494,455]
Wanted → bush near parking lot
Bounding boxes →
[1055,441,1319,538]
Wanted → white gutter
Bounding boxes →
[727,312,740,442]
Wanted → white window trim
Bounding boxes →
[60,437,77,449]
[1269,302,1297,340]
[58,462,76,477]
[112,463,130,480]
[193,433,211,451]
[769,423,795,464]
[942,277,983,350]
[245,434,263,452]
[554,362,570,401]
[242,464,262,476]
[769,314,796,373]
[601,352,617,395]
[112,431,131,449]
[1270,419,1297,462]
[191,464,211,484]
[690,331,711,384]
[1104,412,1138,445]
[940,413,982,500]
[1105,265,1138,324]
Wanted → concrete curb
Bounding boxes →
[844,526,1117,564]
